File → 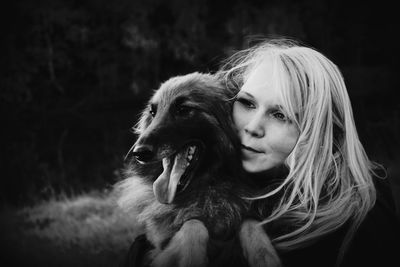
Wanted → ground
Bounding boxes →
[0,192,140,267]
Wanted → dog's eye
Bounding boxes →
[149,104,157,117]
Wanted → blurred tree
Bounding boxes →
[1,0,398,205]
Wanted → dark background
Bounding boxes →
[1,0,399,208]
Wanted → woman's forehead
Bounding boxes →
[243,62,270,86]
[241,61,283,99]
[241,60,302,117]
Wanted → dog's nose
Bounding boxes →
[132,145,154,163]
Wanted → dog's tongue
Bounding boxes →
[153,151,187,204]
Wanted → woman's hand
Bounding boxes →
[239,220,282,267]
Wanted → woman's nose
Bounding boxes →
[244,112,265,138]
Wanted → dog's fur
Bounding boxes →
[115,72,281,267]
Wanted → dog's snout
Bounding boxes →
[132,145,154,163]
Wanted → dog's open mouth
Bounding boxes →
[153,143,200,204]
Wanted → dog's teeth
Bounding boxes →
[188,146,196,155]
[186,146,196,163]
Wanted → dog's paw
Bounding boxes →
[239,220,282,267]
[152,219,209,267]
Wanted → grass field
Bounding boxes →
[1,161,398,267]
[0,191,141,267]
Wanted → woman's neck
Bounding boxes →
[245,164,289,191]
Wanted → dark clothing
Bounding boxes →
[281,177,400,267]
[121,178,400,267]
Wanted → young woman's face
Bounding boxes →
[233,62,299,173]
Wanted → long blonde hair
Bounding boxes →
[219,39,380,263]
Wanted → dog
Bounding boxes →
[115,72,281,267]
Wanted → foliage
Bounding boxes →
[1,0,398,204]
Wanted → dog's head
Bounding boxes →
[131,72,241,204]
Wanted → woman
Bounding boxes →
[220,39,399,267]
[122,39,399,267]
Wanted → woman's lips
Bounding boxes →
[241,144,263,153]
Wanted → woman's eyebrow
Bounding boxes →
[239,91,255,99]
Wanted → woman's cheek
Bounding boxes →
[269,124,299,155]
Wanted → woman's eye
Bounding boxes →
[272,111,286,121]
[236,97,255,109]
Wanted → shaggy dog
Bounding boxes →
[116,72,281,267]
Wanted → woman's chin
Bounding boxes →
[243,159,288,178]
[242,158,273,173]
